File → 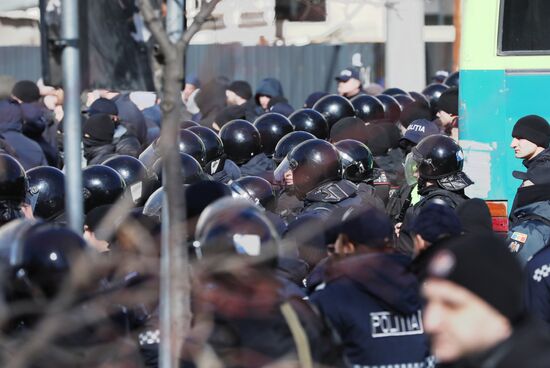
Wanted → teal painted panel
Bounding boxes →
[460,69,550,206]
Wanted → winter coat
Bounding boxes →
[508,200,550,266]
[0,100,47,170]
[212,159,241,183]
[301,179,363,216]
[310,253,433,367]
[525,245,550,330]
[112,125,142,158]
[238,152,275,178]
[20,102,59,166]
[112,93,148,145]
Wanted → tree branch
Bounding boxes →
[180,0,222,47]
[139,0,173,51]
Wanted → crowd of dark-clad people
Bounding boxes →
[0,66,549,367]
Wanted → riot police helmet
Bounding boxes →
[194,197,278,271]
[26,166,65,221]
[82,165,126,214]
[152,153,207,185]
[422,83,449,114]
[351,95,385,123]
[187,126,225,174]
[288,109,329,139]
[0,220,87,301]
[444,71,459,88]
[102,155,149,205]
[0,154,27,204]
[231,176,276,212]
[253,113,294,157]
[181,120,200,129]
[383,87,409,97]
[312,94,355,128]
[272,131,316,164]
[334,139,375,183]
[179,129,207,166]
[375,94,402,123]
[394,94,416,111]
[219,119,261,165]
[409,91,431,109]
[284,139,342,197]
[412,134,473,191]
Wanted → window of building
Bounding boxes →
[499,0,550,54]
[275,0,326,22]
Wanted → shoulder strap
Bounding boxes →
[280,302,313,368]
[515,213,550,227]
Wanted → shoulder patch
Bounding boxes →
[533,264,550,282]
[511,232,528,243]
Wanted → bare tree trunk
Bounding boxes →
[139,0,222,366]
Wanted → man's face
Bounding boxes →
[337,78,361,97]
[182,83,197,103]
[422,278,511,363]
[510,137,539,159]
[226,90,239,105]
[259,95,271,110]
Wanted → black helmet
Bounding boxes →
[231,176,276,212]
[288,109,329,139]
[444,71,459,88]
[102,155,149,205]
[334,139,374,183]
[383,87,409,97]
[375,94,401,123]
[422,83,449,114]
[287,139,342,196]
[152,153,207,185]
[82,165,126,214]
[394,94,416,111]
[253,113,294,157]
[0,154,27,203]
[194,198,278,271]
[273,131,316,164]
[351,95,385,123]
[409,91,431,109]
[181,120,200,129]
[188,126,224,163]
[26,166,65,221]
[412,134,473,191]
[219,119,261,165]
[142,187,163,219]
[0,220,87,301]
[312,94,355,128]
[179,129,207,166]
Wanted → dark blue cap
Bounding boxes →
[339,206,393,248]
[88,98,118,116]
[186,75,201,88]
[411,203,461,243]
[335,67,361,82]
[400,119,440,145]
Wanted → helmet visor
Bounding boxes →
[437,171,474,191]
[404,152,420,186]
[273,157,291,185]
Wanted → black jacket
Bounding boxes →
[310,253,432,367]
[454,317,550,368]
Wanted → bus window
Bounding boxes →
[499,0,550,54]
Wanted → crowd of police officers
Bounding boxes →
[0,68,549,367]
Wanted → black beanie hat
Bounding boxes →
[512,115,550,148]
[88,97,119,116]
[456,198,493,235]
[437,87,458,116]
[82,114,115,143]
[228,81,253,101]
[427,233,524,323]
[11,80,40,103]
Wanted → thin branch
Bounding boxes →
[139,0,174,51]
[180,0,223,47]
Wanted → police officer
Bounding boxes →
[507,115,550,264]
[26,165,65,221]
[275,139,361,216]
[335,66,365,99]
[82,164,126,214]
[219,119,275,178]
[310,207,433,367]
[138,198,343,367]
[334,139,385,211]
